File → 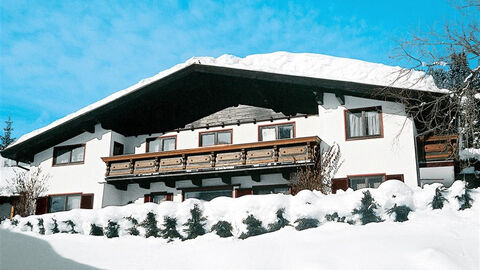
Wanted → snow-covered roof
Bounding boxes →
[7,51,442,149]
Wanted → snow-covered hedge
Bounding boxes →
[2,180,477,239]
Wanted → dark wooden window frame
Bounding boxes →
[52,144,86,166]
[144,191,173,203]
[258,121,296,141]
[146,135,177,153]
[198,129,233,147]
[344,106,384,141]
[347,173,387,190]
[179,185,239,201]
[252,184,291,194]
[47,192,93,213]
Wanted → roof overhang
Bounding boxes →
[1,64,437,162]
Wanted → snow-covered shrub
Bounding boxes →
[105,220,119,238]
[352,190,383,225]
[183,204,207,240]
[89,224,104,236]
[456,188,474,210]
[325,212,346,223]
[211,220,233,238]
[24,221,33,231]
[430,186,448,209]
[50,218,59,234]
[124,216,140,236]
[10,218,19,226]
[294,218,319,231]
[268,208,290,232]
[37,218,45,235]
[141,212,160,238]
[160,216,182,241]
[386,204,412,222]
[239,214,267,239]
[62,220,78,234]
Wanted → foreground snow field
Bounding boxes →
[1,181,479,270]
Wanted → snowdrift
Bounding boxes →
[2,180,478,238]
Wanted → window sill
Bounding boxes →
[52,161,85,167]
[346,135,383,141]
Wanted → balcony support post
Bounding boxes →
[273,146,279,162]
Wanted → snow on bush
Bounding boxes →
[2,180,478,240]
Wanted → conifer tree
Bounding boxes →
[325,212,346,223]
[51,218,59,234]
[0,117,15,150]
[386,204,412,222]
[63,220,78,234]
[294,218,319,231]
[37,218,45,235]
[268,208,290,232]
[160,216,182,241]
[456,188,474,210]
[430,186,448,210]
[239,214,267,239]
[352,190,383,225]
[105,220,119,238]
[140,212,160,238]
[183,204,207,240]
[10,218,18,226]
[89,224,104,236]
[211,220,233,238]
[125,216,140,236]
[24,221,33,231]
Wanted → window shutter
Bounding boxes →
[80,194,94,209]
[165,194,173,201]
[386,174,404,182]
[144,194,152,203]
[235,189,253,198]
[332,178,348,194]
[35,197,49,215]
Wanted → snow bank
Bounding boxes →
[460,148,480,161]
[7,51,442,149]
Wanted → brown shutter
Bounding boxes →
[235,189,253,198]
[35,197,49,215]
[80,194,94,209]
[165,194,173,201]
[144,194,152,203]
[332,178,348,194]
[386,174,404,182]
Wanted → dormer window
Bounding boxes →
[146,136,176,153]
[53,144,85,166]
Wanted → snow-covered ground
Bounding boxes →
[1,181,479,270]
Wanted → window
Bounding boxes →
[53,144,85,165]
[49,194,81,213]
[184,188,232,201]
[349,175,385,190]
[345,107,382,140]
[259,123,294,141]
[146,136,176,152]
[113,142,124,156]
[253,185,289,195]
[199,130,232,146]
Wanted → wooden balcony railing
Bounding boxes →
[418,135,457,162]
[101,136,321,178]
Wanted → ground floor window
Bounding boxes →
[253,185,289,195]
[184,188,232,201]
[348,175,385,190]
[49,194,81,213]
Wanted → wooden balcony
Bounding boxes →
[102,136,321,179]
[418,135,457,166]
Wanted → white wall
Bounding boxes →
[33,124,111,209]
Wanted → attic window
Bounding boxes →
[199,130,232,147]
[53,144,85,166]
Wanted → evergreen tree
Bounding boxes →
[456,188,474,210]
[51,218,60,234]
[10,218,18,226]
[125,216,140,236]
[239,214,267,239]
[105,220,119,238]
[183,204,207,240]
[211,220,233,238]
[24,221,33,231]
[268,208,290,232]
[62,220,78,234]
[352,190,383,225]
[294,218,319,231]
[140,212,160,238]
[89,224,104,236]
[0,117,15,150]
[325,212,346,223]
[430,186,449,210]
[386,204,412,222]
[160,216,182,241]
[37,218,45,235]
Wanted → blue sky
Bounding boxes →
[0,0,458,139]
